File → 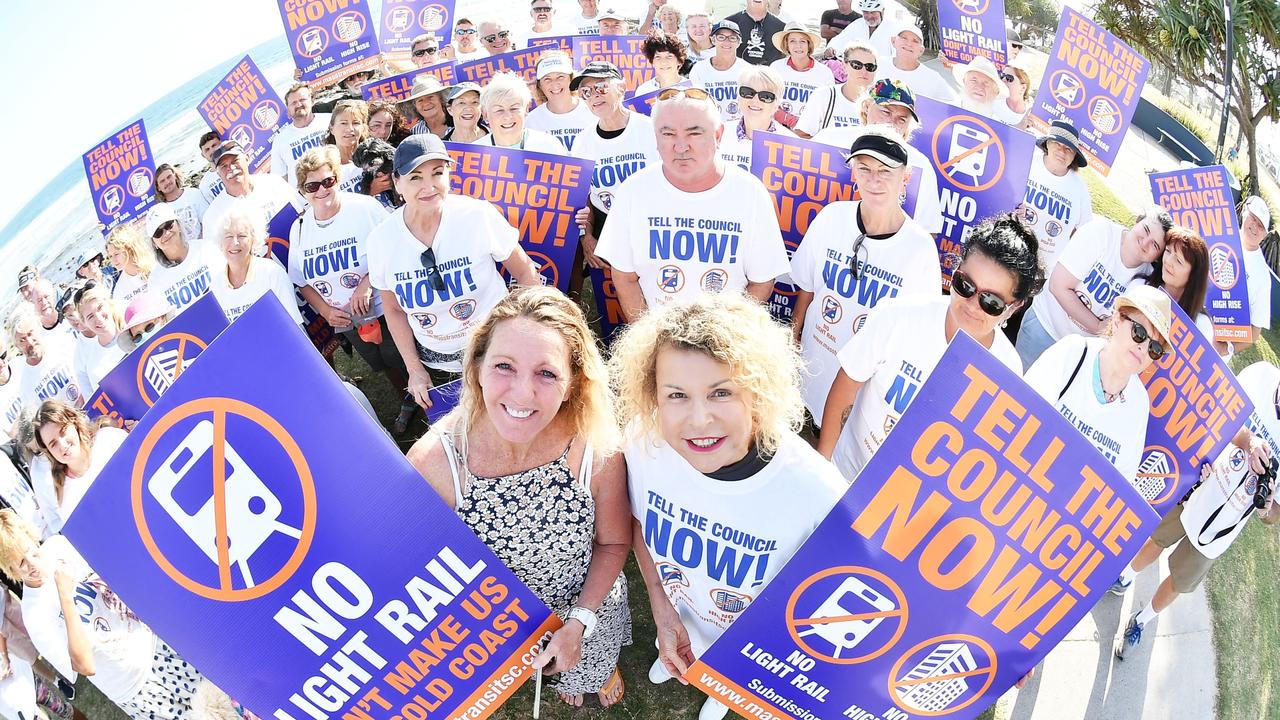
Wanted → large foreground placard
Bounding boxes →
[687,335,1159,720]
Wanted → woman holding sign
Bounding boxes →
[818,214,1040,480]
[408,286,632,708]
[1023,284,1172,485]
[612,293,845,720]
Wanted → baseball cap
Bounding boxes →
[393,134,452,176]
[597,7,625,20]
[144,203,179,238]
[711,19,742,37]
[210,141,246,167]
[447,82,482,102]
[570,61,623,91]
[1244,195,1271,229]
[536,53,575,80]
[17,265,38,290]
[846,131,909,168]
[869,79,919,121]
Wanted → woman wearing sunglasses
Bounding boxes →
[819,214,1041,480]
[145,203,215,315]
[716,66,795,171]
[369,135,540,411]
[1024,284,1171,486]
[999,65,1033,129]
[794,42,878,139]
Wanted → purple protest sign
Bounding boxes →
[527,35,577,51]
[624,82,693,116]
[445,143,590,293]
[938,0,1008,66]
[687,334,1159,719]
[1137,296,1253,515]
[571,35,653,93]
[361,62,458,102]
[1149,165,1252,341]
[84,293,229,425]
[426,379,462,424]
[1029,7,1149,176]
[277,0,381,87]
[455,45,565,85]
[82,119,156,231]
[64,297,560,720]
[198,56,287,174]
[589,266,626,344]
[909,95,1034,290]
[379,0,455,59]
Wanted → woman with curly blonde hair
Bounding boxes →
[408,286,631,708]
[610,292,845,720]
[105,225,155,304]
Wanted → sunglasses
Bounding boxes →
[1123,314,1166,360]
[130,321,158,344]
[456,27,478,35]
[999,73,1017,82]
[481,30,511,44]
[152,220,177,239]
[1011,42,1024,50]
[420,247,447,292]
[412,47,439,57]
[738,86,777,103]
[579,82,614,98]
[951,270,1010,317]
[847,59,878,72]
[302,176,338,194]
[72,280,99,306]
[657,87,712,102]
[532,5,553,11]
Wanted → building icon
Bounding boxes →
[1135,451,1174,501]
[896,642,978,713]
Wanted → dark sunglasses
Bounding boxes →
[72,280,99,305]
[412,47,439,57]
[481,30,511,44]
[951,270,1010,317]
[130,322,158,344]
[1124,314,1165,360]
[420,247,447,292]
[1011,42,1024,50]
[456,27,478,35]
[152,220,177,239]
[738,86,777,103]
[532,5,553,11]
[302,176,338,194]
[657,87,712,102]
[847,59,878,72]
[999,73,1017,82]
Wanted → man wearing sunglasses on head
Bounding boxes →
[876,25,955,103]
[478,20,518,55]
[444,19,488,62]
[595,87,790,321]
[818,215,1039,480]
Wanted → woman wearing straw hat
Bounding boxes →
[768,21,833,126]
[1018,120,1094,270]
[952,56,1022,125]
[401,75,451,137]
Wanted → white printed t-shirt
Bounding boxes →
[21,535,155,705]
[627,431,845,653]
[110,271,149,305]
[1021,152,1094,270]
[769,59,836,119]
[269,114,333,186]
[596,164,791,308]
[1180,362,1279,558]
[572,13,600,34]
[791,202,941,423]
[202,174,299,247]
[526,102,596,153]
[473,129,566,154]
[73,337,126,396]
[829,18,897,59]
[16,333,83,411]
[49,426,128,528]
[288,193,389,325]
[794,84,863,137]
[367,195,519,371]
[209,256,305,325]
[0,376,21,435]
[718,124,795,171]
[831,296,1021,480]
[1023,334,1149,484]
[164,187,210,241]
[198,171,225,204]
[149,240,218,314]
[1029,217,1151,342]
[570,113,659,213]
[689,57,752,124]
[1244,247,1273,329]
[877,62,957,103]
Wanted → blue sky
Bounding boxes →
[0,1,284,230]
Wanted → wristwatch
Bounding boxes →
[566,606,599,639]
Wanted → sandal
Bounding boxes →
[598,668,625,707]
[393,403,417,435]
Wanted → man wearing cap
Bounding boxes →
[1018,120,1094,271]
[878,24,955,102]
[202,141,299,247]
[9,308,82,412]
[527,53,596,152]
[1241,196,1274,345]
[828,0,897,60]
[821,0,860,39]
[596,7,629,35]
[368,135,539,407]
[15,266,39,303]
[56,284,94,341]
[769,22,834,122]
[790,127,940,426]
[725,0,786,65]
[409,34,443,68]
[572,0,602,34]
[270,84,333,187]
[690,20,752,124]
[479,20,518,54]
[197,130,227,204]
[595,88,790,321]
[445,19,489,62]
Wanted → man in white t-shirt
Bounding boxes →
[24,279,65,334]
[203,141,298,244]
[596,89,790,319]
[526,0,570,40]
[1017,120,1094,271]
[10,312,82,412]
[0,346,23,437]
[155,162,208,241]
[445,19,489,61]
[573,0,602,33]
[1016,208,1170,369]
[689,20,752,124]
[876,24,955,102]
[1240,196,1274,344]
[270,84,332,187]
[196,131,226,205]
[827,0,897,60]
[1111,361,1279,659]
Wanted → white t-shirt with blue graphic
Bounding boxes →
[689,57,751,124]
[149,240,218,314]
[570,113,659,214]
[288,192,389,325]
[770,58,835,119]
[1021,151,1094,271]
[526,102,597,154]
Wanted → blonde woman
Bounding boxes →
[70,283,127,395]
[718,64,795,171]
[324,100,371,193]
[104,225,154,304]
[408,286,631,707]
[612,293,845,720]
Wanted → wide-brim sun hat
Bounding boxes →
[1115,284,1173,345]
[953,56,1009,99]
[771,22,823,54]
[1035,120,1089,169]
[405,75,448,102]
[124,292,171,329]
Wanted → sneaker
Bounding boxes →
[1114,612,1145,660]
[1108,576,1133,596]
[648,657,673,685]
[393,402,417,435]
[698,698,729,720]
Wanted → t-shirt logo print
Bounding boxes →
[746,28,765,58]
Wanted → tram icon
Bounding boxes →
[947,124,992,185]
[797,576,896,658]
